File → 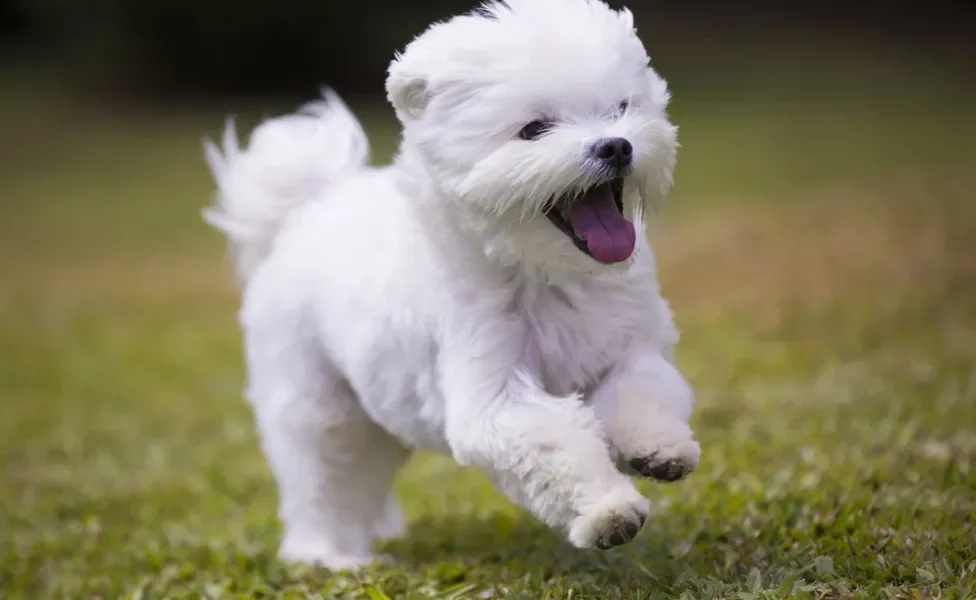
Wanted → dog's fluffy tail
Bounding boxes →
[203,88,369,284]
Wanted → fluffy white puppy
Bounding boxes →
[204,0,700,570]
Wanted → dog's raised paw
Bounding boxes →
[622,426,701,483]
[594,512,646,549]
[568,486,650,550]
[629,455,694,482]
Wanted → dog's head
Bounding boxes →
[387,0,677,279]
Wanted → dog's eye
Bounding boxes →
[618,100,630,112]
[518,119,552,141]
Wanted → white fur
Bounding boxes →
[204,0,699,570]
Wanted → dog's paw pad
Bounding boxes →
[595,513,646,549]
[568,487,650,550]
[629,456,693,482]
[624,431,700,483]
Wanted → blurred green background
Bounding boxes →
[1,1,975,598]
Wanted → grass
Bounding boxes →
[2,49,976,598]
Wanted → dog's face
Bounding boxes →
[387,0,677,278]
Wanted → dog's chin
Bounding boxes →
[544,177,636,265]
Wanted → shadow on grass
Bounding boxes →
[382,512,687,589]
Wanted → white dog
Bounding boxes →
[204,0,699,570]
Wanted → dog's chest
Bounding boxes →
[519,283,640,397]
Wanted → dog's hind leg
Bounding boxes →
[243,308,409,570]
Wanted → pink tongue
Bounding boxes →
[567,186,636,263]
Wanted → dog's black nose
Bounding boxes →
[591,137,633,170]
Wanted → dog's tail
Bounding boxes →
[203,88,369,284]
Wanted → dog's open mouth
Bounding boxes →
[545,177,636,264]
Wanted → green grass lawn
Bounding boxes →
[1,53,975,598]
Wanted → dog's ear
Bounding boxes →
[387,11,496,123]
[646,68,671,111]
[617,7,635,30]
[633,67,677,214]
[386,52,434,122]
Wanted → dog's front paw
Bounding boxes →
[624,422,700,483]
[279,537,376,571]
[568,485,650,550]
